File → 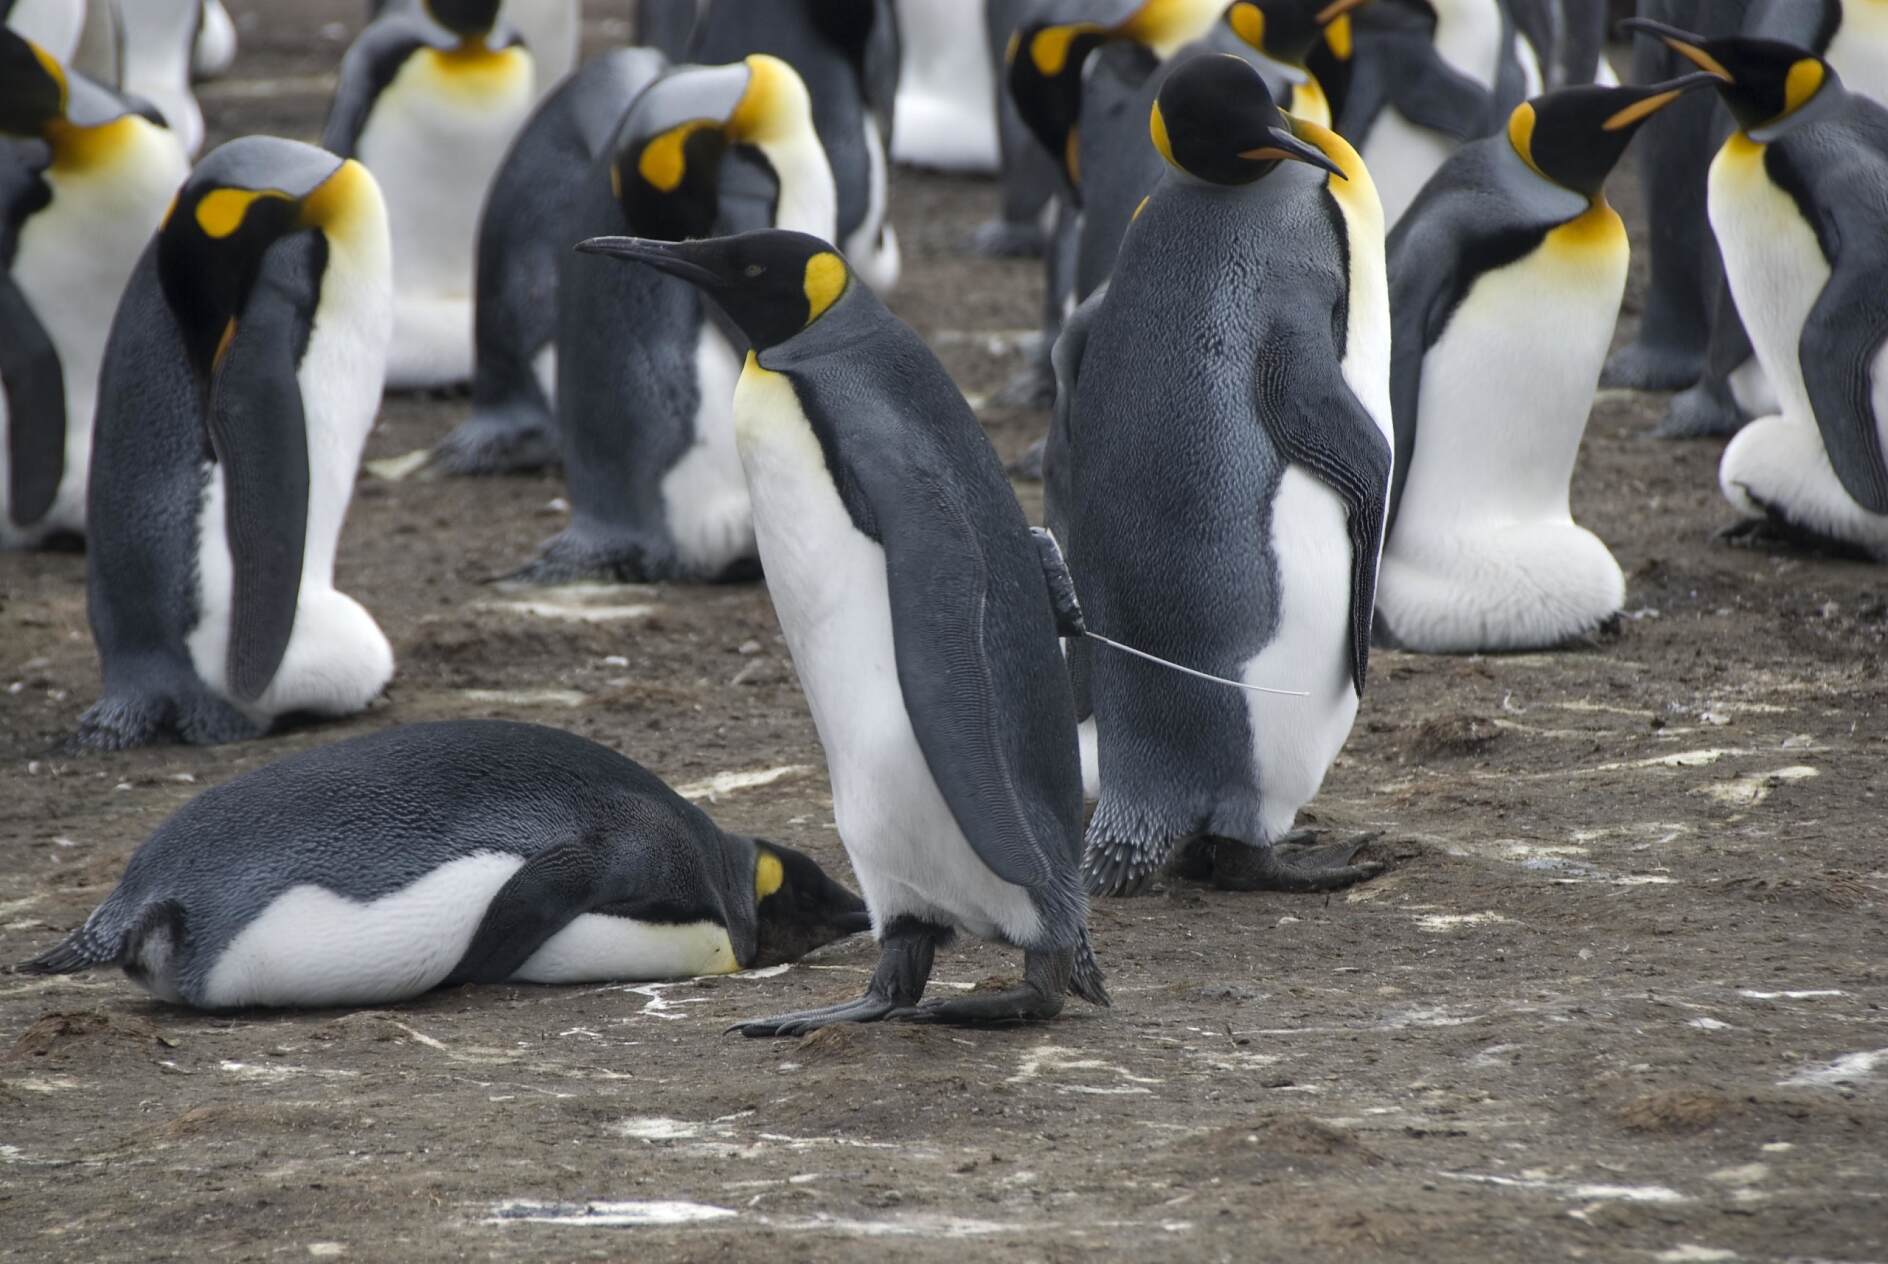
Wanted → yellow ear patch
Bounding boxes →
[755,849,785,900]
[1507,101,1544,177]
[638,119,717,193]
[195,186,291,238]
[1227,3,1265,50]
[1603,87,1684,131]
[1030,22,1102,76]
[1150,101,1175,166]
[27,39,69,116]
[1325,12,1354,60]
[1783,58,1825,115]
[803,251,847,324]
[300,158,372,230]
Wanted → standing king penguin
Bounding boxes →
[324,0,535,390]
[579,229,1110,1034]
[511,55,837,584]
[76,138,396,749]
[1376,75,1716,651]
[433,47,670,476]
[1,31,189,549]
[1628,22,1888,559]
[23,721,870,1009]
[1045,55,1393,896]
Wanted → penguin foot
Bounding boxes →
[729,918,947,1038]
[504,528,671,585]
[71,691,264,752]
[728,994,905,1038]
[965,218,1046,259]
[1006,438,1047,482]
[1204,833,1386,894]
[990,359,1056,411]
[1599,342,1702,392]
[1653,382,1750,439]
[1081,840,1171,898]
[896,948,1076,1025]
[1716,514,1879,563]
[431,413,559,476]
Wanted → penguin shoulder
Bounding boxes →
[321,17,435,156]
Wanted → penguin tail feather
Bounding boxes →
[18,924,121,975]
[1071,929,1110,1009]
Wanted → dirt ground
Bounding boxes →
[3,3,1885,1261]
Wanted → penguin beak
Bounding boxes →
[1241,125,1348,179]
[576,236,725,289]
[1617,18,1735,82]
[1599,72,1721,131]
[1315,0,1372,23]
[834,907,872,936]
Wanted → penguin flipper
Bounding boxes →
[1799,263,1888,515]
[0,270,66,527]
[1256,336,1393,696]
[320,21,429,157]
[1381,37,1495,141]
[207,240,316,705]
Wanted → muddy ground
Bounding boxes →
[2,3,1885,1261]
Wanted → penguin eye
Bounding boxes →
[744,264,766,278]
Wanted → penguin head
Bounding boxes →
[1622,20,1836,135]
[1150,53,1346,185]
[1505,75,1719,201]
[748,841,872,968]
[421,0,502,40]
[577,229,852,353]
[1006,0,1226,186]
[0,27,148,141]
[1222,0,1372,68]
[157,137,379,379]
[611,56,816,242]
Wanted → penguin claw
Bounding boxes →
[726,993,902,1038]
[1208,836,1386,893]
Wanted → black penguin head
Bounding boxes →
[0,27,141,139]
[1005,0,1225,188]
[157,137,375,379]
[748,841,871,968]
[1506,75,1718,201]
[1222,0,1372,67]
[1151,53,1346,185]
[422,0,502,39]
[610,56,815,242]
[577,229,851,352]
[1621,19,1836,134]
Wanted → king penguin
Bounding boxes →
[432,46,670,476]
[509,55,838,585]
[1339,0,1540,227]
[1628,21,1888,560]
[892,0,1000,171]
[23,721,871,1009]
[579,229,1110,1035]
[193,0,238,80]
[1045,54,1392,897]
[324,0,535,391]
[1,31,189,550]
[688,0,902,294]
[370,0,581,99]
[76,138,397,750]
[1376,75,1717,653]
[117,0,204,157]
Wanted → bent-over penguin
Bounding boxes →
[511,54,838,584]
[76,137,396,750]
[1,31,189,550]
[1045,54,1392,896]
[23,721,870,1009]
[433,46,669,476]
[579,229,1110,1034]
[325,0,535,390]
[1629,21,1888,559]
[1377,75,1716,652]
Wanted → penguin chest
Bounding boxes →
[1404,203,1628,527]
[1709,137,1830,426]
[510,916,738,983]
[659,323,756,573]
[1360,111,1458,228]
[356,45,534,292]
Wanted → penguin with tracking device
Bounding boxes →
[688,0,902,294]
[1045,54,1392,897]
[510,54,838,584]
[432,47,670,477]
[1375,75,1717,652]
[75,138,396,750]
[22,721,871,1010]
[0,31,189,550]
[324,0,535,391]
[1627,21,1888,560]
[579,229,1110,1034]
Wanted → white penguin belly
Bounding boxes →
[1361,111,1456,229]
[846,114,901,295]
[1380,206,1628,651]
[1709,136,1888,552]
[890,0,999,172]
[4,119,189,544]
[356,45,534,389]
[117,0,204,155]
[660,323,757,575]
[200,854,526,1008]
[1243,469,1359,841]
[734,363,1044,946]
[510,915,738,983]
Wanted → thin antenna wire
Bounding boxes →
[1081,632,1310,698]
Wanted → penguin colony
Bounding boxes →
[4,1,1886,1030]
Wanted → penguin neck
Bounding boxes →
[750,128,838,239]
[1429,0,1502,92]
[1742,78,1846,145]
[43,116,145,174]
[1124,0,1226,58]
